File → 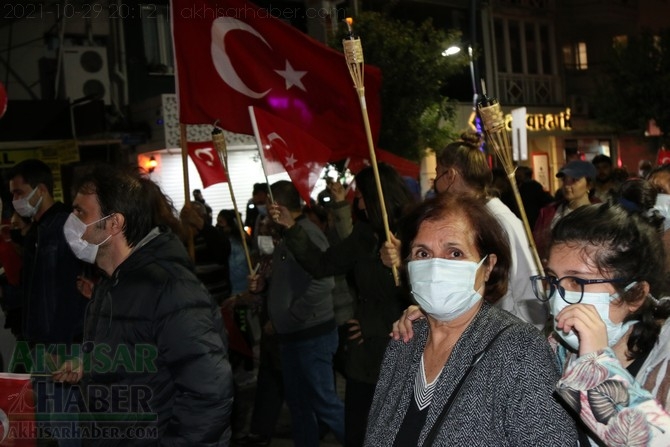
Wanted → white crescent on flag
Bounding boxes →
[211,17,308,98]
[211,17,272,99]
[194,146,216,166]
[267,132,286,148]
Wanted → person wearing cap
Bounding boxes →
[533,160,599,264]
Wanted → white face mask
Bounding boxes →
[550,285,637,351]
[63,213,112,264]
[408,256,487,322]
[257,235,275,255]
[654,193,670,231]
[13,187,43,218]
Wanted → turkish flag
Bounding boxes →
[251,107,331,204]
[171,0,382,162]
[658,147,670,166]
[0,373,36,447]
[186,141,228,188]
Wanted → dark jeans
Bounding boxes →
[279,329,345,447]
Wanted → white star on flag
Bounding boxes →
[275,60,307,91]
[284,153,297,168]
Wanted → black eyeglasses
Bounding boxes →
[530,275,628,304]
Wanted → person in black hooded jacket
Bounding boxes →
[54,164,234,446]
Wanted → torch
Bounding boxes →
[342,18,399,286]
[211,123,255,275]
[477,93,545,276]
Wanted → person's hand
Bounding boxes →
[346,319,364,345]
[327,180,346,203]
[380,234,402,269]
[554,304,608,356]
[76,275,95,299]
[390,305,424,343]
[248,273,265,294]
[263,320,275,335]
[269,203,295,229]
[53,358,83,383]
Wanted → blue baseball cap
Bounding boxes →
[556,160,596,180]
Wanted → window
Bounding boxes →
[563,42,588,71]
[493,17,555,75]
[142,4,174,75]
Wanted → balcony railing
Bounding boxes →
[495,74,561,106]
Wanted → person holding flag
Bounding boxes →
[270,163,417,446]
[248,180,345,447]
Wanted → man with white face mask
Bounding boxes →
[7,159,88,446]
[54,164,233,444]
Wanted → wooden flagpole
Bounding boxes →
[211,124,255,274]
[179,122,195,261]
[248,106,275,204]
[342,18,399,286]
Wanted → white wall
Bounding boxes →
[142,148,290,222]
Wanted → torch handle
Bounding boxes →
[508,173,545,277]
[355,88,400,286]
[212,130,255,274]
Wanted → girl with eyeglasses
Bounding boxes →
[531,202,670,446]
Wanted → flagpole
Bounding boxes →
[179,122,195,261]
[342,18,399,286]
[211,124,255,274]
[248,106,275,203]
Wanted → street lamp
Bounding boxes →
[441,46,461,57]
[443,44,483,140]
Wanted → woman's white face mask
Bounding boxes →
[408,256,488,321]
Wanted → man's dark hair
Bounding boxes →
[253,183,269,195]
[72,164,152,248]
[592,154,612,166]
[271,180,301,212]
[7,159,55,194]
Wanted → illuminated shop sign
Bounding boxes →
[505,108,572,132]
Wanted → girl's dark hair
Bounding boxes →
[550,203,670,359]
[613,178,664,230]
[435,133,493,196]
[355,163,417,236]
[398,193,511,303]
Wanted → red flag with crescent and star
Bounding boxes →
[171,0,382,162]
[186,141,228,188]
[250,107,331,204]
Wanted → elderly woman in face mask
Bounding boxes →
[364,193,577,446]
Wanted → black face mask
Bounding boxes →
[9,229,24,245]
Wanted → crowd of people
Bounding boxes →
[0,143,669,446]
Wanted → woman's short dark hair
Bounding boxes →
[398,193,511,303]
[550,203,670,359]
